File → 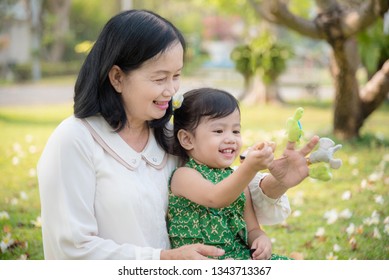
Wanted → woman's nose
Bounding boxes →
[163,80,177,97]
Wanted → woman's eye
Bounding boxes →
[155,77,166,83]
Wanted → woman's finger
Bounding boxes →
[299,135,320,156]
[285,140,296,151]
[195,244,225,259]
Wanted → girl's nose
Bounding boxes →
[224,135,236,144]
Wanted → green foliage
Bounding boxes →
[41,0,116,62]
[250,31,294,84]
[230,45,253,79]
[231,31,293,85]
[10,61,81,81]
[357,18,389,77]
[288,0,314,19]
[70,0,116,42]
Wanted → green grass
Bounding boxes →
[0,101,388,260]
[0,103,73,260]
[240,102,389,260]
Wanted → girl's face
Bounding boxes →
[188,109,242,169]
[116,42,184,125]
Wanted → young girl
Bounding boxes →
[168,88,291,260]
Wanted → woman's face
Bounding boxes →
[118,42,184,125]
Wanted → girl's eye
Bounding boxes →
[214,130,223,134]
[233,130,241,134]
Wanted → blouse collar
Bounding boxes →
[81,115,167,170]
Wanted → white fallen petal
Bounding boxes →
[339,208,352,219]
[346,223,355,236]
[341,191,352,200]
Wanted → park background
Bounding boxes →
[0,0,388,260]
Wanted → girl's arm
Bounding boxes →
[243,188,272,260]
[170,143,274,208]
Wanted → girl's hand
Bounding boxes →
[243,141,275,172]
[160,244,225,260]
[250,234,272,260]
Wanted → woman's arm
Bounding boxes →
[248,173,291,225]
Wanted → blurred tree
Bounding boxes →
[231,31,293,103]
[41,0,118,62]
[129,0,210,74]
[70,0,117,49]
[43,0,71,62]
[247,0,389,140]
[358,18,389,80]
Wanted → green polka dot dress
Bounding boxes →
[168,158,291,260]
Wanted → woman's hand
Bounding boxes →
[160,244,225,260]
[250,233,272,260]
[268,135,319,189]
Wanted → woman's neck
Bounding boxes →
[119,121,149,152]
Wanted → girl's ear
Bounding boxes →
[177,129,194,151]
[108,65,124,93]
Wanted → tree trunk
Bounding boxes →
[330,38,362,139]
[46,0,71,62]
[242,75,266,104]
[264,81,282,103]
[248,0,389,141]
[237,74,252,101]
[360,59,389,123]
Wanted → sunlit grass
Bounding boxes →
[0,104,72,259]
[0,101,388,259]
[240,102,389,260]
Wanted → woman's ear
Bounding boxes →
[108,65,124,93]
[177,129,194,151]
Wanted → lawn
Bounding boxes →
[0,101,388,260]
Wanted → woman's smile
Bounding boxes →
[153,100,170,110]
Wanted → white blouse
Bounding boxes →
[37,115,290,260]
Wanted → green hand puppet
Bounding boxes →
[309,163,332,181]
[286,107,304,143]
[285,107,343,181]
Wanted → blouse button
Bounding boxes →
[131,159,137,164]
[152,157,157,162]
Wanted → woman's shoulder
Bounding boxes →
[46,115,96,148]
[52,115,89,136]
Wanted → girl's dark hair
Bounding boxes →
[172,88,240,162]
[74,9,186,152]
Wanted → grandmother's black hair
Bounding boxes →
[172,88,240,162]
[74,9,186,152]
